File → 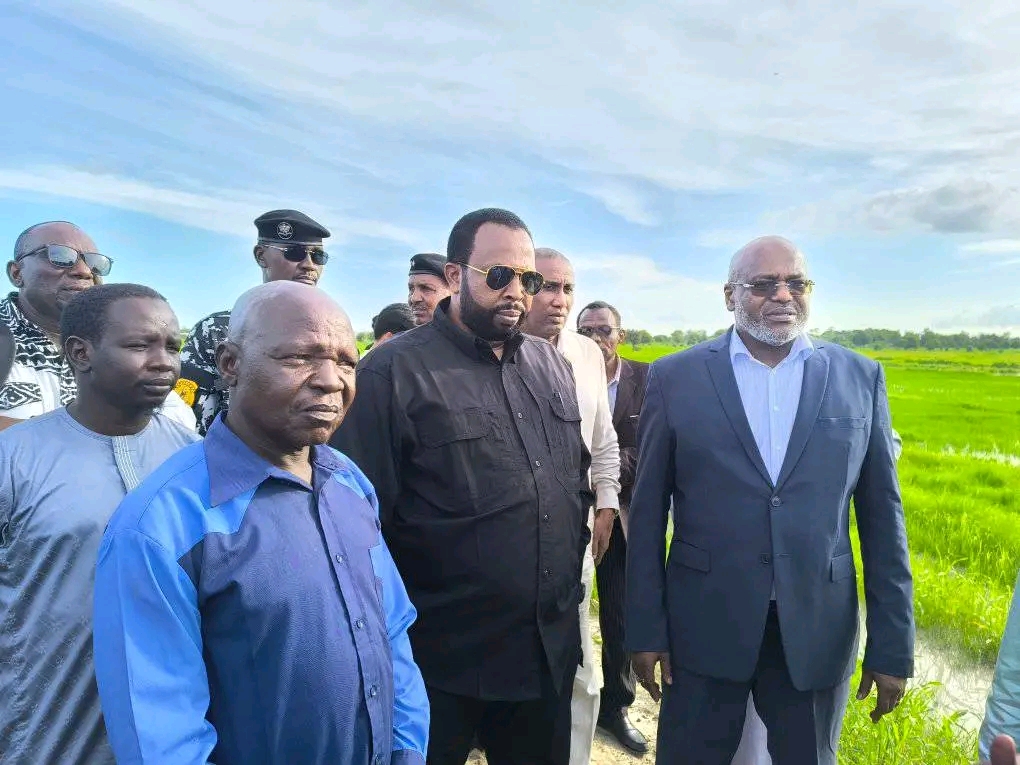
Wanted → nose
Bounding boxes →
[772,281,794,302]
[149,346,176,372]
[311,358,345,393]
[67,254,95,280]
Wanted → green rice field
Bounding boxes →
[616,344,1020,764]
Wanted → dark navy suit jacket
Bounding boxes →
[626,330,915,691]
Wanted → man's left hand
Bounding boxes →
[856,670,906,722]
[591,508,615,565]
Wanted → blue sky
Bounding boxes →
[3,1,1020,334]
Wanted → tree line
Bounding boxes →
[625,328,1020,351]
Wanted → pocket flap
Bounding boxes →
[419,409,490,447]
[673,541,711,573]
[817,417,867,429]
[549,391,582,422]
[830,552,855,581]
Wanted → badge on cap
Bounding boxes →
[277,221,294,240]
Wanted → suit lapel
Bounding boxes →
[775,348,830,490]
[706,334,772,487]
[613,359,636,428]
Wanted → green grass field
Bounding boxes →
[615,344,1020,764]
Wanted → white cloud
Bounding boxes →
[0,165,426,247]
[960,239,1020,256]
[578,181,659,227]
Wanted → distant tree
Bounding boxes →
[629,329,653,346]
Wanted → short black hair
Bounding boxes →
[576,300,622,328]
[61,283,168,347]
[372,302,415,339]
[446,208,532,266]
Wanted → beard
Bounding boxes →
[733,302,808,347]
[459,278,525,342]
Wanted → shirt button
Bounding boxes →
[770,497,782,507]
[368,685,378,698]
[335,554,344,564]
[543,513,550,522]
[355,619,365,630]
[544,568,552,577]
[760,554,772,564]
[535,460,542,467]
[517,412,523,419]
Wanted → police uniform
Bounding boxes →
[177,209,330,435]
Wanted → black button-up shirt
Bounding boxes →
[332,299,592,701]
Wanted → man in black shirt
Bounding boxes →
[332,208,592,765]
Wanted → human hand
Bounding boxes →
[856,670,906,722]
[982,734,1019,765]
[591,508,615,565]
[632,651,672,702]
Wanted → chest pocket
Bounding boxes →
[544,392,586,482]
[419,408,491,447]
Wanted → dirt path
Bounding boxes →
[465,615,993,764]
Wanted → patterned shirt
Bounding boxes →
[93,416,430,765]
[178,309,231,435]
[0,292,76,416]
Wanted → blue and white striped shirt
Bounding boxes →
[728,329,815,485]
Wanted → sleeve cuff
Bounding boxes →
[391,750,426,765]
[594,486,620,512]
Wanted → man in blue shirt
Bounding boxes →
[93,281,429,765]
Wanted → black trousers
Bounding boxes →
[595,515,636,713]
[424,662,574,765]
[656,603,851,765]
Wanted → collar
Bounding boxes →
[432,296,525,364]
[729,326,814,367]
[0,292,51,343]
[608,356,623,386]
[204,414,345,506]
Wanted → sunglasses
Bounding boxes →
[462,263,544,296]
[262,243,329,266]
[16,244,113,277]
[729,278,815,297]
[577,325,620,339]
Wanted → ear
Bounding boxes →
[444,262,462,295]
[215,340,241,388]
[64,336,93,374]
[723,283,736,313]
[253,245,267,268]
[7,260,23,289]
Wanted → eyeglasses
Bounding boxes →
[577,325,620,338]
[15,244,113,276]
[261,243,329,266]
[729,278,815,297]
[462,263,544,296]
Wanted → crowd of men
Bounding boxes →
[0,209,1018,765]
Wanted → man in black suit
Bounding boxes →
[577,300,649,755]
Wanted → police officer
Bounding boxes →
[177,209,331,434]
[407,252,450,325]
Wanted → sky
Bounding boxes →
[3,1,1020,334]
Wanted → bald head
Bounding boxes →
[727,236,804,283]
[14,221,96,259]
[535,247,571,266]
[227,281,352,346]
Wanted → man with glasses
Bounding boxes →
[178,209,330,435]
[333,208,592,765]
[575,300,650,756]
[626,236,914,764]
[0,221,194,431]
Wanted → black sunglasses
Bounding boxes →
[577,325,620,338]
[16,244,113,277]
[462,263,544,296]
[262,243,329,266]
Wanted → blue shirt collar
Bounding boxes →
[729,326,814,366]
[204,414,345,506]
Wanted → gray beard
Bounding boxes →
[734,302,808,347]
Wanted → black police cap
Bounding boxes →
[408,252,447,280]
[372,303,415,339]
[255,209,330,245]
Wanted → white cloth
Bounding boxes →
[554,330,621,765]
